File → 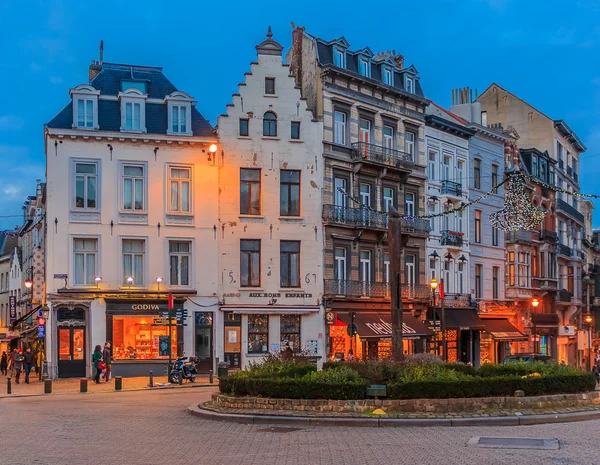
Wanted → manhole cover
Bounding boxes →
[468,436,559,450]
[256,427,302,434]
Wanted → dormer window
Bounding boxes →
[405,77,414,93]
[70,85,100,130]
[121,81,147,93]
[334,47,346,68]
[119,88,147,133]
[383,67,393,86]
[165,91,194,136]
[359,58,370,77]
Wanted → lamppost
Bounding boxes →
[430,278,446,361]
[584,313,594,371]
[531,297,540,354]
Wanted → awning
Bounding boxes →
[531,313,560,327]
[481,319,528,341]
[10,305,41,329]
[222,307,320,315]
[0,335,18,342]
[439,308,484,330]
[337,313,434,340]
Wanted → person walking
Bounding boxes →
[13,349,24,384]
[92,345,103,384]
[1,351,7,376]
[593,364,600,388]
[22,347,35,384]
[102,342,113,383]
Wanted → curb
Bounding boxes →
[186,403,600,428]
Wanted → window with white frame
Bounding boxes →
[124,101,141,131]
[359,58,370,77]
[122,239,145,286]
[168,166,192,214]
[405,77,414,93]
[77,99,94,128]
[71,85,99,130]
[119,89,146,133]
[455,209,463,233]
[383,67,393,86]
[334,110,347,145]
[383,125,394,150]
[428,203,436,232]
[405,131,415,160]
[428,150,437,180]
[457,160,465,188]
[73,238,97,286]
[171,105,188,134]
[334,47,346,68]
[404,192,415,217]
[122,164,145,211]
[73,160,99,210]
[166,92,193,136]
[169,240,191,286]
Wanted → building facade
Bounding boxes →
[44,57,219,378]
[0,233,18,352]
[216,29,325,370]
[288,27,433,362]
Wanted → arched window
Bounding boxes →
[263,112,277,137]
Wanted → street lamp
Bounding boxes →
[585,314,594,371]
[208,143,218,162]
[156,277,163,291]
[531,297,540,354]
[24,278,33,289]
[126,276,134,289]
[95,276,102,289]
[430,278,446,361]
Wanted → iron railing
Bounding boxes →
[557,198,584,224]
[441,293,473,307]
[441,180,462,197]
[507,230,533,243]
[322,205,430,235]
[324,279,430,301]
[558,289,572,303]
[440,230,464,247]
[532,277,558,291]
[558,243,571,257]
[540,230,558,242]
[351,142,414,171]
[571,249,585,260]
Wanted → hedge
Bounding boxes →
[219,376,369,400]
[386,373,595,400]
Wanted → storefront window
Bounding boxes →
[280,315,301,352]
[248,315,268,353]
[112,316,176,360]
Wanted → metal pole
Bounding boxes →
[441,278,447,362]
[168,316,172,381]
[533,318,537,354]
[587,282,592,371]
[388,206,404,361]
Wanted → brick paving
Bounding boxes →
[1,388,600,465]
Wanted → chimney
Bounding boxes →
[290,26,305,88]
[392,53,404,69]
[88,40,103,83]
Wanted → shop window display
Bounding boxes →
[112,316,177,360]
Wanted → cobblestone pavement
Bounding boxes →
[2,388,600,465]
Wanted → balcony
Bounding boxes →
[441,293,473,307]
[558,243,571,257]
[571,249,585,261]
[322,205,430,235]
[506,286,535,300]
[532,277,558,291]
[539,230,558,242]
[441,180,462,198]
[324,279,430,301]
[351,142,414,173]
[557,198,585,224]
[558,289,572,303]
[440,230,464,247]
[507,230,533,243]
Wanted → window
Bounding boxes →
[383,125,394,150]
[334,48,346,68]
[457,262,465,294]
[334,247,347,281]
[540,252,546,278]
[567,266,574,294]
[112,316,176,360]
[457,160,464,187]
[384,252,390,283]
[475,264,482,299]
[548,252,557,278]
[240,169,261,215]
[405,77,414,93]
[428,203,436,232]
[531,155,538,178]
[405,131,415,160]
[539,158,547,182]
[360,183,372,207]
[169,241,191,286]
[334,111,347,145]
[240,239,260,287]
[455,209,463,233]
[492,164,499,193]
[334,177,347,207]
[532,253,539,278]
[280,241,300,288]
[74,161,98,209]
[122,164,145,211]
[168,166,191,213]
[263,111,277,137]
[167,102,191,135]
[404,192,415,217]
[280,315,301,352]
[265,77,275,95]
[122,239,145,286]
[239,118,249,136]
[518,252,529,287]
[359,58,370,77]
[474,210,482,243]
[121,81,146,93]
[429,257,437,280]
[360,250,372,283]
[443,155,451,181]
[383,187,394,213]
[428,150,437,180]
[73,238,97,285]
[248,315,268,353]
[405,254,416,286]
[359,118,371,144]
[383,67,393,86]
[77,99,94,128]
[474,159,481,189]
[280,170,300,216]
[291,121,301,140]
[124,102,141,131]
[492,225,499,246]
[481,111,487,127]
[492,266,499,299]
[558,221,565,244]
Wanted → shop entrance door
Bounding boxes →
[194,312,213,373]
[57,327,86,378]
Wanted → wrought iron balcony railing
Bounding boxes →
[324,279,431,301]
[558,243,571,257]
[440,230,464,247]
[557,198,585,224]
[441,180,462,197]
[539,230,558,242]
[558,289,572,303]
[434,293,473,307]
[322,205,430,235]
[351,142,414,171]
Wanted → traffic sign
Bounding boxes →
[347,323,358,337]
[38,325,45,338]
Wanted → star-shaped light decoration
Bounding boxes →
[490,173,546,231]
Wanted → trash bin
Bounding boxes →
[217,362,229,378]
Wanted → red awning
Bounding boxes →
[481,319,527,341]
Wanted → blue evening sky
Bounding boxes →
[1,0,599,230]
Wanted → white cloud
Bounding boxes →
[3,186,20,198]
[0,115,24,131]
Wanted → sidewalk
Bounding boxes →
[0,373,218,398]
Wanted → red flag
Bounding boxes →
[439,281,445,300]
[168,294,174,310]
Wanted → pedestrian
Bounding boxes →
[92,345,103,384]
[346,349,356,361]
[102,342,113,383]
[13,349,24,384]
[22,347,34,384]
[0,351,7,375]
[283,342,293,358]
[593,364,600,387]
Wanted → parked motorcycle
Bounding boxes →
[169,355,198,384]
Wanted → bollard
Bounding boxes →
[149,371,154,388]
[44,379,52,394]
[80,379,88,393]
[7,377,11,395]
[115,376,122,391]
[209,369,214,384]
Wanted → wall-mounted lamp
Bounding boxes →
[429,251,440,259]
[208,143,218,162]
[156,277,163,291]
[126,276,134,289]
[458,255,467,264]
[95,276,102,289]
